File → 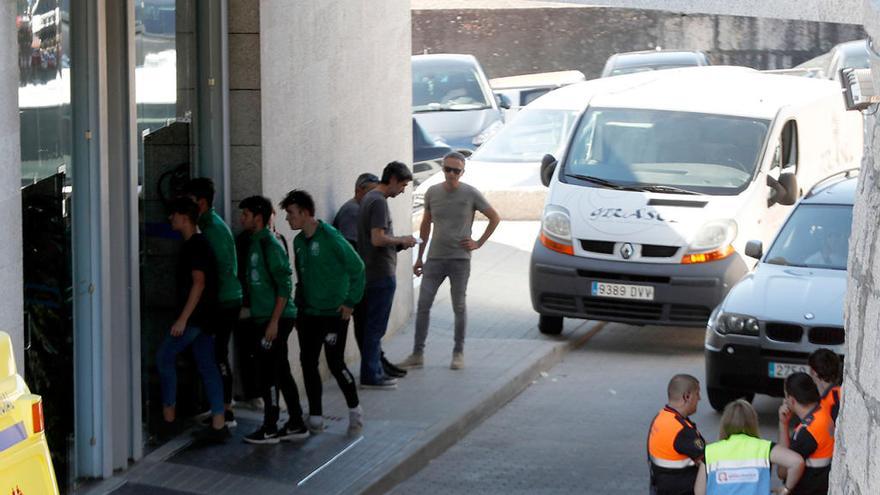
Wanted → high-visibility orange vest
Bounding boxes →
[648,406,701,469]
[819,385,841,425]
[795,406,835,468]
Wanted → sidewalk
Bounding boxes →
[87,222,602,494]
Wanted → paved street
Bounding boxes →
[393,323,786,494]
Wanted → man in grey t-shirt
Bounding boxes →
[356,161,417,388]
[399,152,500,370]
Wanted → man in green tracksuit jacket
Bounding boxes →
[238,195,309,444]
[281,189,365,435]
[184,178,243,427]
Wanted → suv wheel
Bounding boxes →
[538,315,563,335]
[707,387,755,412]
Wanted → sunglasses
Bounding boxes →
[443,166,463,175]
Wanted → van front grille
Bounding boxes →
[641,245,679,258]
[582,297,663,320]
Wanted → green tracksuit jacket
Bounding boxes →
[293,221,365,317]
[199,208,243,308]
[246,227,297,322]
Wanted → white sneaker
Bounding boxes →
[306,415,325,433]
[348,406,364,435]
[450,352,465,370]
[398,353,424,369]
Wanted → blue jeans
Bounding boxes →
[157,326,225,415]
[360,276,396,384]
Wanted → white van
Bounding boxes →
[529,66,863,334]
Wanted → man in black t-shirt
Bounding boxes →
[156,197,229,443]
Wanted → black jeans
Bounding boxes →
[297,314,359,416]
[214,305,241,405]
[254,317,304,428]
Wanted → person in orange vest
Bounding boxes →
[777,372,835,495]
[807,349,842,425]
[647,374,706,495]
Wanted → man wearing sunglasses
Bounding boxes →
[399,151,501,370]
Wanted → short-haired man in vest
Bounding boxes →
[647,374,705,495]
[778,372,835,495]
[807,348,842,426]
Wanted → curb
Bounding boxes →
[358,320,607,495]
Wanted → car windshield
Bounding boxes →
[563,108,770,194]
[472,109,579,163]
[413,65,491,112]
[765,204,853,270]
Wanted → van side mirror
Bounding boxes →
[540,154,557,187]
[767,173,798,206]
[745,240,763,260]
[495,93,512,110]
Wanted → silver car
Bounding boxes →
[704,172,856,411]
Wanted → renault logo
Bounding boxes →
[620,243,635,260]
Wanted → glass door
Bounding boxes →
[18,0,75,491]
[135,0,202,450]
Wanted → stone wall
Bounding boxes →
[830,3,880,492]
[412,7,865,80]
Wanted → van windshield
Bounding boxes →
[472,109,579,163]
[563,108,770,195]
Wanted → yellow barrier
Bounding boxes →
[0,331,59,494]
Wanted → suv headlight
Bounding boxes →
[472,120,503,146]
[540,205,573,255]
[714,312,760,336]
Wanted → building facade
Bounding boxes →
[3,0,412,492]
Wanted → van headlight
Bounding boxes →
[689,219,737,251]
[472,121,503,146]
[540,205,573,255]
[682,219,737,264]
[714,312,760,336]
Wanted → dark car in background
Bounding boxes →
[412,117,452,187]
[600,49,710,77]
[412,54,509,156]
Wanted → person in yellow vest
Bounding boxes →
[777,372,835,495]
[807,349,842,426]
[648,374,706,495]
[694,399,803,495]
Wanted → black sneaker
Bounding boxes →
[192,425,230,444]
[243,425,280,445]
[382,355,408,378]
[202,410,237,428]
[278,421,310,442]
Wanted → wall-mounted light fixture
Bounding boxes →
[841,67,879,111]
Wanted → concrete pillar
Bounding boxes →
[0,1,24,367]
[830,2,880,493]
[259,1,414,343]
